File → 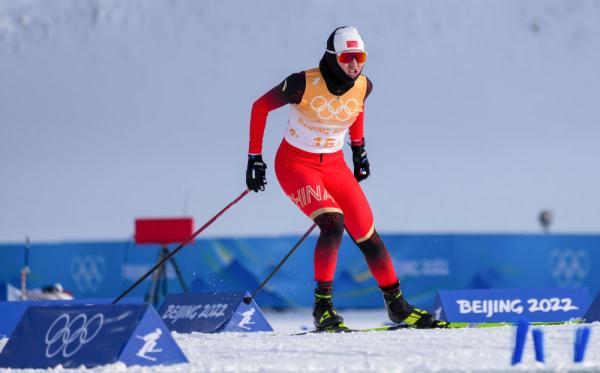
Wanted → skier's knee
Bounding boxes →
[314,212,345,236]
[357,229,384,255]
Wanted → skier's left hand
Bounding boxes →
[351,144,370,182]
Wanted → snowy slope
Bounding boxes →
[1,0,600,241]
[0,310,599,372]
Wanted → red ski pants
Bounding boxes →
[275,139,374,243]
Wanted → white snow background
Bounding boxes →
[1,0,600,242]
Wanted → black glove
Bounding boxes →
[351,143,370,182]
[246,154,267,192]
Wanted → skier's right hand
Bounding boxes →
[351,144,370,182]
[246,154,267,192]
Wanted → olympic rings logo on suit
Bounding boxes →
[70,254,106,293]
[548,248,590,287]
[44,313,104,358]
[310,96,359,121]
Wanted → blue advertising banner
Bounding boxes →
[0,298,143,337]
[0,304,187,369]
[0,234,599,310]
[432,288,591,323]
[157,292,272,333]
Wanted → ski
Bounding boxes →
[293,324,435,335]
[359,321,571,331]
[293,326,360,335]
[293,320,579,335]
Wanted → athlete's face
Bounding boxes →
[337,56,364,79]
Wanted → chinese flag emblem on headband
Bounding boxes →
[346,40,358,48]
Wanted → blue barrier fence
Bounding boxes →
[0,304,187,368]
[1,234,598,309]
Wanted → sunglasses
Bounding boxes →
[337,51,367,64]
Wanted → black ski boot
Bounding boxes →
[383,290,448,329]
[313,288,346,331]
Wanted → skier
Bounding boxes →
[246,26,447,330]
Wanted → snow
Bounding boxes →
[1,309,599,372]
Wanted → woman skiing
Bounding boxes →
[246,26,447,330]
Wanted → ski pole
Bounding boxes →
[243,222,317,304]
[112,189,250,304]
[243,179,364,305]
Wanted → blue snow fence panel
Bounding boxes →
[118,305,189,367]
[219,292,274,332]
[431,288,591,323]
[158,291,273,333]
[0,304,187,369]
[583,292,600,323]
[0,297,143,338]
